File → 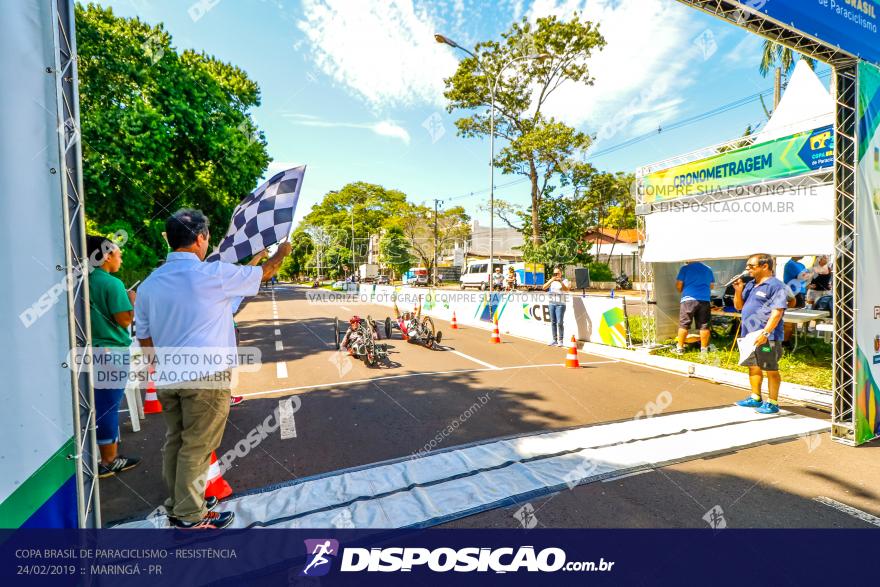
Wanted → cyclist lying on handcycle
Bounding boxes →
[340,315,380,355]
[391,299,442,348]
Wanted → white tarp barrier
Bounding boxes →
[641,186,834,262]
[356,285,630,348]
[116,406,826,529]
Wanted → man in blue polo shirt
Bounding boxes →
[674,260,715,356]
[733,253,789,414]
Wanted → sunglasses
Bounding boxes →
[746,262,766,269]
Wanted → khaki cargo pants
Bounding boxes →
[157,375,230,523]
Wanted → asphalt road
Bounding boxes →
[102,284,880,529]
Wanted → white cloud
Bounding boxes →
[298,0,459,109]
[284,113,411,144]
[525,0,706,146]
[724,32,763,68]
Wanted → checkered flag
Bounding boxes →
[206,165,305,263]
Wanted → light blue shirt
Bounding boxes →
[135,252,262,381]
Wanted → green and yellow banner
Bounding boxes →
[641,125,834,202]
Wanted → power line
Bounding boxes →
[441,68,832,203]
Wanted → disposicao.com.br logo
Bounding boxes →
[301,540,615,575]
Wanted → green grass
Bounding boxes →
[651,331,833,390]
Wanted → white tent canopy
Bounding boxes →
[641,60,834,263]
[642,186,834,262]
[754,60,833,141]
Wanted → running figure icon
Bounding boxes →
[302,540,336,575]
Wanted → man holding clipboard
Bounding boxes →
[732,254,789,414]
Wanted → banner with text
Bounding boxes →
[742,0,880,66]
[855,61,880,445]
[641,125,834,202]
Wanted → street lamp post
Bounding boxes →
[434,34,548,294]
[351,206,355,281]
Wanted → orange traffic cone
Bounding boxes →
[204,451,232,500]
[450,311,459,329]
[489,318,501,344]
[564,335,580,368]
[143,365,162,414]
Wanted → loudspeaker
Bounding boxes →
[574,267,590,290]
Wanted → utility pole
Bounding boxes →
[351,204,355,280]
[433,198,441,286]
[774,66,782,109]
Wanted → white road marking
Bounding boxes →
[340,305,352,312]
[602,469,654,483]
[274,320,279,326]
[274,329,281,335]
[239,363,564,398]
[278,398,297,439]
[276,361,288,379]
[577,360,619,365]
[814,496,880,527]
[275,340,283,351]
[446,349,499,370]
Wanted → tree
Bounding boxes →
[399,204,470,276]
[279,230,314,281]
[378,227,413,279]
[489,169,632,267]
[759,40,816,115]
[76,3,270,282]
[519,193,593,270]
[586,172,634,258]
[299,182,408,274]
[443,14,605,246]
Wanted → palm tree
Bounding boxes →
[759,40,816,115]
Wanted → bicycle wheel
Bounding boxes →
[334,317,341,349]
[421,316,435,348]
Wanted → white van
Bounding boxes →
[459,260,507,290]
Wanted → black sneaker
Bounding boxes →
[205,496,219,511]
[169,510,235,530]
[98,456,141,478]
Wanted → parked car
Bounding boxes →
[376,275,390,285]
[459,260,507,290]
[331,281,358,292]
[404,267,430,286]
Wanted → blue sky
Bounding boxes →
[101,0,827,227]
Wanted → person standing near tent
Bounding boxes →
[673,260,715,356]
[806,255,832,307]
[86,235,142,478]
[135,209,290,529]
[783,256,808,308]
[733,254,789,415]
[542,266,571,346]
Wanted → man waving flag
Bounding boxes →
[206,165,306,263]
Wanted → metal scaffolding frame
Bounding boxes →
[830,65,858,445]
[52,0,101,526]
[632,0,860,444]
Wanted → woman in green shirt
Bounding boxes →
[87,236,141,478]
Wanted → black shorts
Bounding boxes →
[679,300,711,330]
[742,340,783,371]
